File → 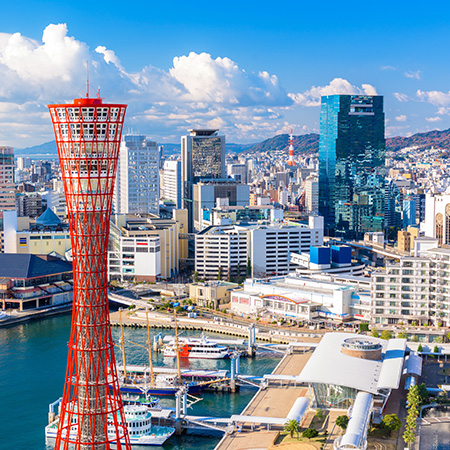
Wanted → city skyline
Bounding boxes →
[1,1,450,147]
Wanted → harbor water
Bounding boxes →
[0,312,281,450]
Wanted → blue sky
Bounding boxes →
[1,1,450,147]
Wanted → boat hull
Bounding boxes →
[114,384,204,396]
[45,425,175,446]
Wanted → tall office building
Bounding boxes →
[163,160,182,208]
[305,176,319,214]
[114,134,159,215]
[227,163,247,183]
[48,96,131,449]
[0,146,15,252]
[318,95,385,239]
[181,129,225,230]
[0,146,15,218]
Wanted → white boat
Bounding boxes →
[164,334,230,359]
[45,404,175,446]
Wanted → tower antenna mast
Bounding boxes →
[86,61,89,98]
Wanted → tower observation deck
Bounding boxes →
[48,97,131,450]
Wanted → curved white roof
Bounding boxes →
[296,333,406,394]
[339,392,373,449]
[286,397,310,422]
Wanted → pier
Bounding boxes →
[214,349,318,450]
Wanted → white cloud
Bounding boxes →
[404,70,421,80]
[393,92,408,102]
[395,115,407,122]
[417,89,450,106]
[288,78,378,107]
[381,65,397,71]
[426,116,442,122]
[0,24,304,145]
[168,52,291,106]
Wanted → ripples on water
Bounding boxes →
[0,313,281,450]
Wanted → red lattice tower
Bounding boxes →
[48,96,131,450]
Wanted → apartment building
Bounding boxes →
[371,247,450,327]
[195,225,249,280]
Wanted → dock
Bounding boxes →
[214,350,315,450]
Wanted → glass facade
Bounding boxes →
[319,95,385,239]
[310,382,358,409]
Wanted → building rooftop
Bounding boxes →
[0,254,73,279]
[296,333,406,394]
[188,129,218,136]
[35,208,62,227]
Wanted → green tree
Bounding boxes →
[397,332,408,339]
[434,336,444,344]
[336,415,349,430]
[371,327,380,338]
[302,428,318,439]
[403,427,416,448]
[417,383,429,406]
[359,323,369,332]
[433,345,440,354]
[381,330,392,340]
[218,266,223,281]
[382,414,402,434]
[315,409,325,421]
[283,419,300,439]
[193,271,199,283]
[417,343,423,352]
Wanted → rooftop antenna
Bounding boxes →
[86,61,89,98]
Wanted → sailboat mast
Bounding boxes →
[174,309,182,382]
[120,308,127,379]
[146,309,155,385]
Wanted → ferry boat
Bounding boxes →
[164,335,230,359]
[45,404,175,446]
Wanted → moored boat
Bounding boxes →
[164,334,230,359]
[45,403,175,446]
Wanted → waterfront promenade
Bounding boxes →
[215,351,314,450]
[109,309,322,346]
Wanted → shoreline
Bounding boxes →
[0,303,72,328]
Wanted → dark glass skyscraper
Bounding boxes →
[318,95,385,239]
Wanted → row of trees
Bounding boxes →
[403,383,429,448]
[370,327,448,343]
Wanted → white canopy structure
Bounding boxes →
[334,392,373,449]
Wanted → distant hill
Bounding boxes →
[241,133,319,155]
[14,127,450,159]
[15,141,254,158]
[15,141,57,156]
[386,128,450,152]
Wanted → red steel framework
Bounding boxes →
[48,96,131,450]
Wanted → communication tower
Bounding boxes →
[48,94,131,450]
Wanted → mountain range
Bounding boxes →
[15,127,450,158]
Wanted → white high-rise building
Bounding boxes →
[195,218,324,279]
[163,160,182,208]
[0,146,15,252]
[305,176,319,214]
[114,135,159,215]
